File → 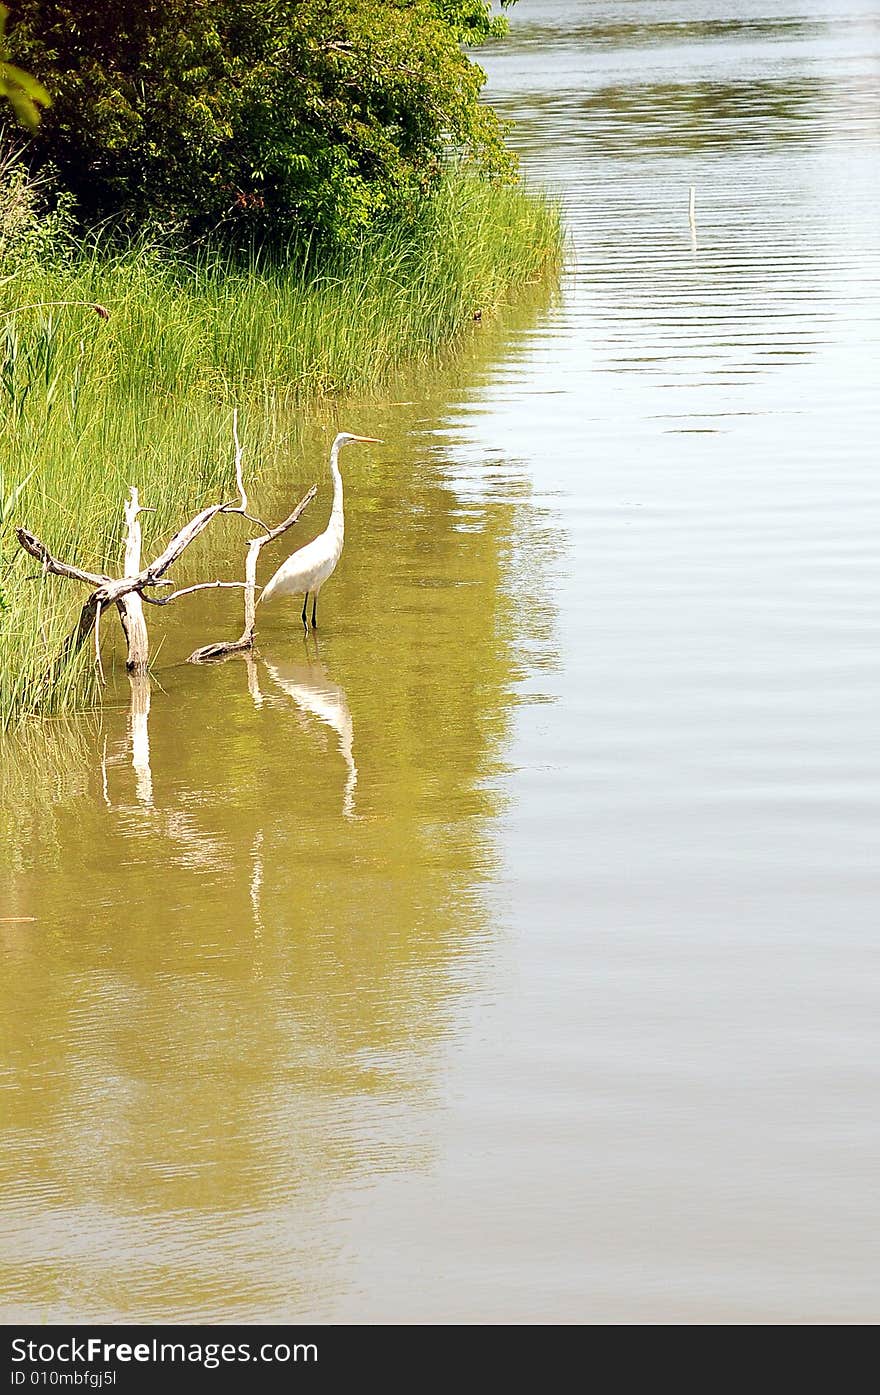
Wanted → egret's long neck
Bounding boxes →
[328,444,344,538]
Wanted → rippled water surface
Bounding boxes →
[2,1,879,1322]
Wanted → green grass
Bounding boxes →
[0,172,562,728]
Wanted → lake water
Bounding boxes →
[2,0,879,1323]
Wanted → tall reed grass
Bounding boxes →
[0,172,562,727]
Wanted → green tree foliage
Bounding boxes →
[0,4,49,128]
[8,0,517,247]
[429,0,513,43]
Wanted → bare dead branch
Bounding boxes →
[260,485,319,544]
[73,597,99,651]
[138,500,240,585]
[57,598,99,674]
[119,486,149,673]
[28,598,101,702]
[13,411,316,682]
[15,528,108,588]
[187,637,254,662]
[94,601,106,687]
[239,511,273,535]
[188,484,317,663]
[233,408,247,513]
[142,580,249,606]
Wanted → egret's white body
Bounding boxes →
[259,432,380,631]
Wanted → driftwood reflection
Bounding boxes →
[128,673,153,808]
[244,651,265,709]
[106,646,358,828]
[99,674,232,870]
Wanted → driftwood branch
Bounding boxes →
[118,486,149,673]
[36,596,99,701]
[188,484,317,663]
[233,408,247,513]
[14,411,274,680]
[136,499,242,589]
[16,500,244,610]
[94,600,106,686]
[239,511,273,535]
[14,412,319,682]
[124,413,249,600]
[142,580,249,606]
[15,528,108,588]
[258,486,320,548]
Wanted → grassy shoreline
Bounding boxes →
[0,173,562,727]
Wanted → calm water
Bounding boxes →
[2,0,879,1323]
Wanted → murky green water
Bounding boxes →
[3,1,879,1322]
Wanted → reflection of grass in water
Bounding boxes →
[0,714,98,877]
[0,272,564,886]
[0,173,562,728]
[0,226,564,1296]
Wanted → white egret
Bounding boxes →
[259,432,381,632]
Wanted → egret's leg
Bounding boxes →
[301,592,310,633]
[311,594,318,630]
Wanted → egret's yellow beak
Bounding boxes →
[351,435,383,444]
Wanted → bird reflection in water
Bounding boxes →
[108,648,358,830]
[261,651,358,820]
